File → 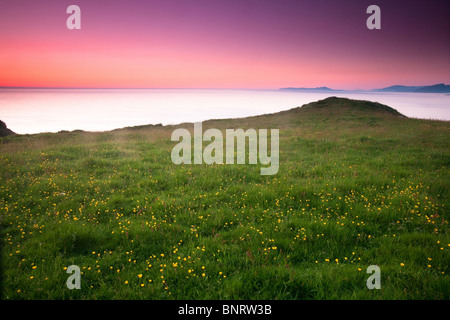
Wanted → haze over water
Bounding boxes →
[1,88,449,134]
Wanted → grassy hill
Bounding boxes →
[0,97,449,299]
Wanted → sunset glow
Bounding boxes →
[0,0,448,89]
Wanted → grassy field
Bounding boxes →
[1,97,449,299]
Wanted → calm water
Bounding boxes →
[1,89,449,134]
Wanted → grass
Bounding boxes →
[1,97,449,299]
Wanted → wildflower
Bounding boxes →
[138,274,142,278]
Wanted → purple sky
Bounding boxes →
[0,0,448,89]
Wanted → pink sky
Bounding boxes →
[0,0,448,89]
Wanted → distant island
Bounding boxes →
[373,83,450,93]
[280,83,450,93]
[279,86,340,92]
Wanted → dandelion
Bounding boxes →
[138,274,142,278]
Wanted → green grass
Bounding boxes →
[1,97,449,299]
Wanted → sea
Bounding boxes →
[1,88,449,134]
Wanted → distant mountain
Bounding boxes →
[280,83,450,93]
[373,83,450,93]
[280,86,340,92]
[413,84,450,93]
[373,85,423,92]
[0,120,16,137]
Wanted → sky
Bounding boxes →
[0,0,448,90]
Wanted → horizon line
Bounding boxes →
[0,86,284,91]
[0,83,448,91]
